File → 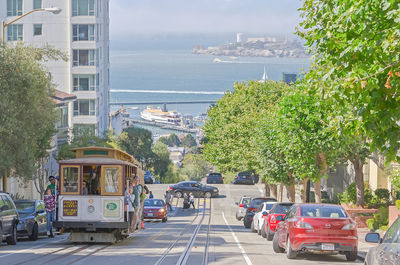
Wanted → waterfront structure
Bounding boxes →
[140,106,182,125]
[0,0,110,137]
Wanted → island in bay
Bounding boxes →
[192,34,308,58]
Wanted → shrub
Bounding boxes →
[375,188,390,204]
[396,200,400,210]
[366,218,375,230]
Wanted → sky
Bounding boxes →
[110,0,303,39]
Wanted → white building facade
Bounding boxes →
[0,0,110,137]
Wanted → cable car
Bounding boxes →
[53,147,144,243]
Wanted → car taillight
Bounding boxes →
[169,186,173,190]
[248,207,257,212]
[207,177,208,181]
[220,177,223,181]
[239,204,244,207]
[342,222,356,230]
[295,220,313,229]
[270,215,276,223]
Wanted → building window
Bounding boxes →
[57,107,68,128]
[72,50,96,66]
[72,0,95,16]
[73,124,96,136]
[7,24,23,41]
[7,0,23,16]
[73,75,98,91]
[33,24,42,36]
[74,99,95,116]
[33,0,42,9]
[72,24,95,41]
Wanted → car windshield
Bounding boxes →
[241,198,251,205]
[300,205,348,218]
[144,199,164,207]
[15,201,35,214]
[383,217,400,243]
[271,203,293,214]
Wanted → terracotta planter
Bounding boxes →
[389,205,400,226]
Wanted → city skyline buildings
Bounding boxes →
[0,0,110,140]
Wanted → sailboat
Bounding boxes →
[259,66,268,83]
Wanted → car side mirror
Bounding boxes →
[365,233,381,243]
[262,211,268,216]
[276,215,283,221]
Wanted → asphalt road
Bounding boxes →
[0,184,362,265]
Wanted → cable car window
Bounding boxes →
[102,166,122,195]
[62,166,80,194]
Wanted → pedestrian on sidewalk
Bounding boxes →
[125,187,136,232]
[165,190,172,212]
[189,193,195,209]
[44,188,55,238]
[132,176,140,231]
[149,191,154,199]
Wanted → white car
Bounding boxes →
[251,201,276,235]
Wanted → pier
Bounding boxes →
[127,118,198,134]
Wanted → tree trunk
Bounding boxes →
[314,179,322,203]
[2,169,8,193]
[300,178,308,203]
[264,182,271,197]
[279,182,284,202]
[352,157,365,207]
[285,177,296,203]
[270,184,278,199]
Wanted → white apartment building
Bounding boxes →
[0,0,110,139]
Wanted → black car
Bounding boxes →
[0,192,19,245]
[233,172,254,185]
[144,171,155,184]
[15,200,47,241]
[243,197,277,228]
[169,181,219,198]
[206,173,223,184]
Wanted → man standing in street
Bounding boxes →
[132,176,140,231]
[165,190,172,212]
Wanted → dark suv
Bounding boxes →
[206,173,223,184]
[0,192,19,245]
[169,181,219,198]
[233,172,254,185]
[243,197,277,228]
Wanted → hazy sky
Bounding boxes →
[110,0,303,38]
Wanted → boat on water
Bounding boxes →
[259,66,268,83]
[213,58,222,63]
[140,106,182,125]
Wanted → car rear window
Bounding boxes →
[265,203,275,211]
[250,198,268,207]
[271,203,293,214]
[238,172,251,177]
[300,205,348,218]
[208,174,221,179]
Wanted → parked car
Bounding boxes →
[206,173,223,184]
[261,202,293,240]
[233,172,254,185]
[243,197,277,228]
[252,201,276,235]
[235,196,251,221]
[0,192,19,245]
[144,171,155,184]
[364,216,400,265]
[169,181,219,198]
[14,200,47,241]
[273,204,358,261]
[143,199,168,222]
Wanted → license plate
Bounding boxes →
[147,213,154,217]
[321,243,334,251]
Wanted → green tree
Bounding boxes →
[152,141,173,182]
[181,134,197,148]
[297,0,400,161]
[0,45,66,191]
[179,154,210,181]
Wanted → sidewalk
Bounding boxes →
[357,228,381,261]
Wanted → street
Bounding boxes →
[0,184,362,265]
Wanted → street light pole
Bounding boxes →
[1,7,61,46]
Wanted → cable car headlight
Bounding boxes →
[159,208,165,213]
[88,205,95,213]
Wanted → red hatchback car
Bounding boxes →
[273,204,358,261]
[262,202,293,240]
[143,199,168,222]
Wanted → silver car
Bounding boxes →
[235,196,251,220]
[364,216,400,265]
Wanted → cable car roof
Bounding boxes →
[59,157,138,167]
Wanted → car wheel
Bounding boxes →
[257,222,262,235]
[162,218,167,223]
[204,192,211,198]
[345,251,357,261]
[175,191,183,198]
[235,212,241,221]
[266,224,274,241]
[6,225,17,245]
[244,217,251,229]
[272,233,284,253]
[286,236,297,259]
[29,223,38,241]
[251,220,257,233]
[261,223,267,238]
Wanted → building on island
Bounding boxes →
[0,0,110,137]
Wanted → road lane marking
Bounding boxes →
[0,237,68,258]
[222,212,253,265]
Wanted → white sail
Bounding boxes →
[260,66,268,83]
